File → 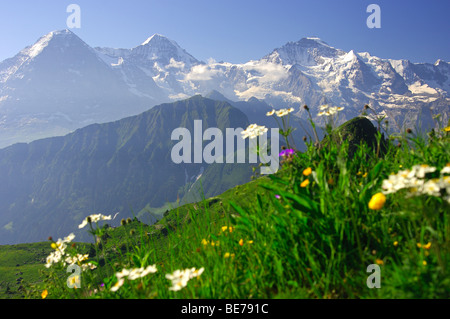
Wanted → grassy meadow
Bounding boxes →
[4,105,450,300]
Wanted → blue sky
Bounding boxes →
[0,0,449,64]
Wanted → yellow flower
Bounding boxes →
[417,243,422,248]
[68,275,80,288]
[41,289,48,299]
[423,242,431,249]
[228,227,233,233]
[303,167,312,176]
[300,179,310,187]
[393,241,399,247]
[247,240,254,244]
[224,252,231,258]
[201,239,209,246]
[368,193,386,210]
[375,259,384,265]
[239,239,244,246]
[221,226,228,232]
[211,241,219,246]
[50,243,57,250]
[422,260,427,266]
[444,126,450,132]
[362,172,368,178]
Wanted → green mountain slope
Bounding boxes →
[0,95,257,244]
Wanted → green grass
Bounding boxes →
[6,112,450,299]
[0,242,53,298]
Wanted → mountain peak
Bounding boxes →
[131,33,199,66]
[300,37,331,47]
[263,36,345,66]
[141,33,177,47]
[20,29,84,59]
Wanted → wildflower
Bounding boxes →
[317,105,344,116]
[81,263,97,271]
[441,166,450,175]
[224,252,231,258]
[115,269,131,279]
[279,148,295,157]
[111,265,158,291]
[65,254,89,265]
[79,214,112,229]
[381,164,450,199]
[68,275,80,288]
[50,243,57,250]
[247,240,254,244]
[275,108,292,117]
[422,260,427,266]
[63,233,75,243]
[110,278,125,292]
[275,194,281,199]
[266,109,275,116]
[45,250,64,268]
[423,242,432,249]
[393,241,399,247]
[417,243,422,248]
[41,289,48,299]
[414,164,436,178]
[221,226,228,232]
[239,239,244,246]
[303,167,312,176]
[300,179,310,187]
[444,126,450,132]
[422,180,440,196]
[241,124,268,139]
[368,193,386,210]
[166,267,204,291]
[375,259,384,265]
[362,172,368,178]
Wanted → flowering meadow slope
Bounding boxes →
[22,108,450,299]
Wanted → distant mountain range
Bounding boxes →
[1,30,448,149]
[0,96,264,244]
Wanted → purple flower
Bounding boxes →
[279,148,295,157]
[275,195,281,199]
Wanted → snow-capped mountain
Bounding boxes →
[92,34,450,131]
[0,30,448,148]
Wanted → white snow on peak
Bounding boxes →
[141,34,176,47]
[21,29,77,59]
[342,50,358,62]
[305,37,332,47]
